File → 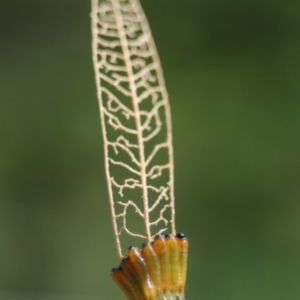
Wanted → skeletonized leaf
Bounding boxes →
[91,0,175,258]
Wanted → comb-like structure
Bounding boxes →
[111,233,188,300]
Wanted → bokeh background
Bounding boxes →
[1,0,300,299]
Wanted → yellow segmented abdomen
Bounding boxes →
[165,234,179,295]
[152,234,169,296]
[176,233,189,297]
[141,242,162,299]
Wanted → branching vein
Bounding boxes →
[91,0,175,257]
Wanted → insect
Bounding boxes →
[112,233,188,300]
[91,0,188,299]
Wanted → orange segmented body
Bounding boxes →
[111,267,138,300]
[120,257,146,299]
[111,233,188,300]
[127,247,157,300]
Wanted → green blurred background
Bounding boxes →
[1,0,300,299]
